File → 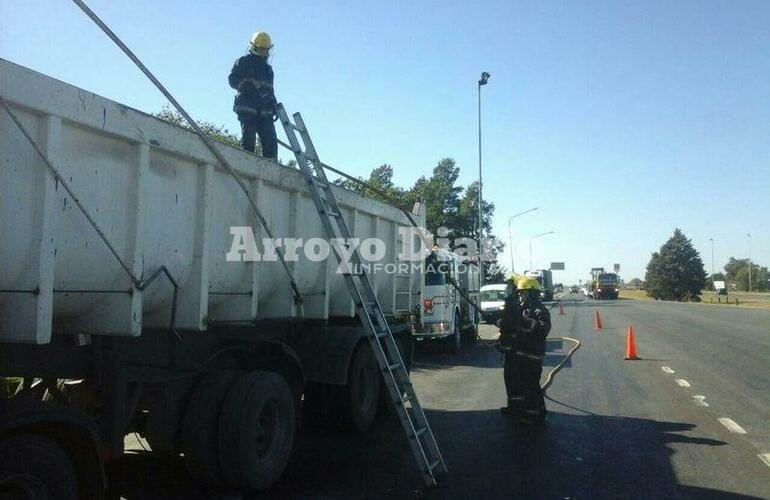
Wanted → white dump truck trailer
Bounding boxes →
[0,59,426,496]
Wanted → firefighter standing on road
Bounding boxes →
[499,276,551,425]
[498,279,524,416]
[229,32,278,159]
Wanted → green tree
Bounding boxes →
[486,263,508,284]
[334,159,504,283]
[724,257,751,283]
[734,265,768,291]
[627,277,644,288]
[408,158,463,235]
[154,106,243,149]
[644,229,707,301]
[334,164,406,204]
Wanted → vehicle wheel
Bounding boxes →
[218,371,295,491]
[181,371,240,484]
[0,434,78,500]
[448,311,462,354]
[464,311,479,343]
[340,342,381,432]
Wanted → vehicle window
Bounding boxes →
[480,290,506,301]
[424,255,448,286]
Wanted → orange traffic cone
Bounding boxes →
[625,326,639,360]
[593,310,603,330]
[559,303,565,315]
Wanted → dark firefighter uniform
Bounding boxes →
[498,281,523,413]
[228,31,278,159]
[499,276,551,424]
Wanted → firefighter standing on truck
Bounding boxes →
[229,31,278,159]
[499,275,551,425]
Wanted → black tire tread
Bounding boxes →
[218,371,295,491]
[181,370,240,484]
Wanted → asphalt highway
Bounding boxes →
[110,294,770,498]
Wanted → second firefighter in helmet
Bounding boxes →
[500,275,551,424]
[228,31,278,159]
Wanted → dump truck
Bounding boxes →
[0,59,427,497]
[590,269,620,300]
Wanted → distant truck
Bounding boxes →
[414,249,480,352]
[591,272,620,300]
[479,284,508,324]
[524,270,554,301]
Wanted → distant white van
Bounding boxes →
[480,284,508,324]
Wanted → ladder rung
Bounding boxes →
[428,459,442,471]
[325,210,341,218]
[312,178,328,188]
[388,362,402,371]
[375,331,389,338]
[413,427,426,438]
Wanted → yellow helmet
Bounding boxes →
[517,276,542,291]
[250,32,273,51]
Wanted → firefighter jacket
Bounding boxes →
[228,53,277,120]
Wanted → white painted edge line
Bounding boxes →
[693,395,709,407]
[675,379,691,387]
[718,417,747,434]
[758,453,770,468]
[661,366,675,374]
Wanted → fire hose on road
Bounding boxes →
[541,336,581,391]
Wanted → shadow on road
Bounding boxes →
[413,337,503,371]
[106,408,750,499]
[414,336,571,371]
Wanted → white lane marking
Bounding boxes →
[693,395,709,407]
[718,417,747,434]
[675,379,691,387]
[661,366,675,374]
[758,453,770,468]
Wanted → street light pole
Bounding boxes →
[507,207,539,274]
[477,72,490,285]
[529,230,555,271]
[748,232,752,292]
[709,237,715,282]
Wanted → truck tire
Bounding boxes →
[340,343,380,432]
[447,311,463,354]
[0,434,78,500]
[464,309,479,343]
[181,371,240,484]
[218,371,295,491]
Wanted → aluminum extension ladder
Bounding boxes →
[276,104,446,487]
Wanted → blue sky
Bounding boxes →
[2,0,768,284]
